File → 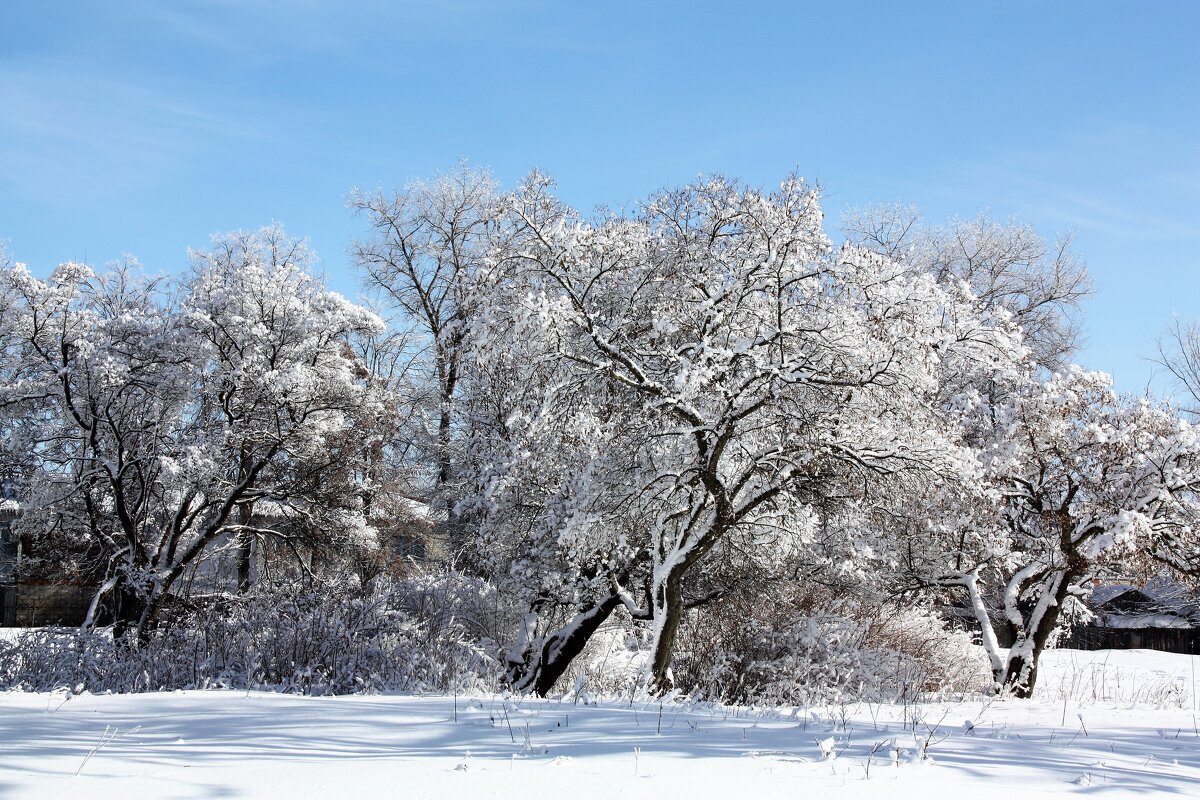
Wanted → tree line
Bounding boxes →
[2,165,1198,699]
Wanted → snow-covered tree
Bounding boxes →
[0,229,386,639]
[903,368,1200,696]
[464,173,1019,691]
[0,242,38,497]
[350,165,498,532]
[843,206,1092,371]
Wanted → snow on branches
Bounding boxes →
[0,228,388,639]
[461,174,1024,691]
[901,367,1200,696]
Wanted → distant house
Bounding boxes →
[390,497,451,562]
[1063,581,1200,654]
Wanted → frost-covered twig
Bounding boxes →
[75,725,140,776]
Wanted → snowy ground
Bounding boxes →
[0,649,1197,799]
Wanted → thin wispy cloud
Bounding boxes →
[926,123,1199,242]
[137,0,352,60]
[0,61,268,206]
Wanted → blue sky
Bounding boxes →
[2,1,1197,392]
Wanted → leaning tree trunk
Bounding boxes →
[508,594,623,696]
[108,562,188,646]
[957,570,1007,691]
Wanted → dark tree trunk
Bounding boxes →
[510,593,623,697]
[648,569,685,692]
[110,584,151,645]
[234,495,254,594]
[1002,569,1074,698]
[236,534,253,594]
[437,360,460,551]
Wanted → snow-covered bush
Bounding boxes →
[680,613,891,705]
[0,579,502,695]
[673,587,989,705]
[863,605,991,695]
[389,570,518,654]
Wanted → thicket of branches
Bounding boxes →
[1,167,1198,702]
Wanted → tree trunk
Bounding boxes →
[110,583,151,645]
[509,594,622,696]
[236,533,253,594]
[647,568,685,692]
[234,497,254,594]
[436,353,460,549]
[958,571,1006,690]
[110,564,186,646]
[1002,569,1073,698]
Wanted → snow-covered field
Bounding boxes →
[0,649,1196,799]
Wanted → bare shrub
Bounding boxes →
[0,577,503,695]
[863,605,991,695]
[673,587,989,704]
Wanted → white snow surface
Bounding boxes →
[0,648,1197,799]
